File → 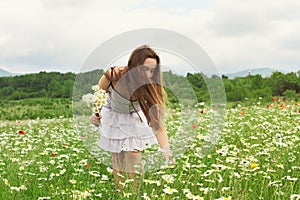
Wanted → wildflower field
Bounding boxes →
[0,100,299,200]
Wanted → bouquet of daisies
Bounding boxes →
[82,85,107,117]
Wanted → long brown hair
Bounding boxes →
[126,45,166,131]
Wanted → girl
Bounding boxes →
[91,45,171,192]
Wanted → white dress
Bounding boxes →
[97,84,158,153]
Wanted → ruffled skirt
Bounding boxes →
[97,106,158,153]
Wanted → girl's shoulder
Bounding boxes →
[104,66,128,81]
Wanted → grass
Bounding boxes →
[0,98,72,120]
[0,99,299,199]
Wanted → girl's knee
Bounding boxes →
[126,151,141,159]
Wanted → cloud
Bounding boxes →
[201,0,300,72]
[0,0,299,74]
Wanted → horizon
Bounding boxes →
[0,66,297,77]
[0,62,298,76]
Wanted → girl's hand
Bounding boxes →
[91,113,102,126]
[161,145,176,164]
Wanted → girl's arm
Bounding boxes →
[98,74,111,91]
[149,104,172,161]
[153,126,168,149]
[153,126,172,161]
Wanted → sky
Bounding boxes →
[0,0,299,75]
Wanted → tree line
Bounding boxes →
[0,69,299,103]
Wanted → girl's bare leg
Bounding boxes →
[111,152,125,192]
[124,150,143,193]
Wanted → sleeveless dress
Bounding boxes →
[97,84,158,153]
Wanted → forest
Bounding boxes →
[0,69,299,120]
[0,69,299,102]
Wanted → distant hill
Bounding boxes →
[225,67,288,79]
[0,68,14,77]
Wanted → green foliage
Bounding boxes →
[266,71,299,96]
[0,71,76,99]
[163,71,200,105]
[0,69,299,115]
[186,72,210,102]
[284,89,296,100]
[73,69,104,101]
[221,72,300,102]
[0,98,72,120]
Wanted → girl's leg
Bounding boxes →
[124,150,143,192]
[111,152,125,191]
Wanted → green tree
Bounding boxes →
[267,71,299,95]
[0,86,14,97]
[284,89,296,100]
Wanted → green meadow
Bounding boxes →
[0,99,299,199]
[0,98,72,120]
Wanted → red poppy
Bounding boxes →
[266,105,272,108]
[240,107,245,110]
[273,97,277,102]
[51,153,55,157]
[192,125,197,129]
[240,112,245,115]
[298,110,300,114]
[18,130,25,135]
[86,163,90,169]
[200,109,204,114]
